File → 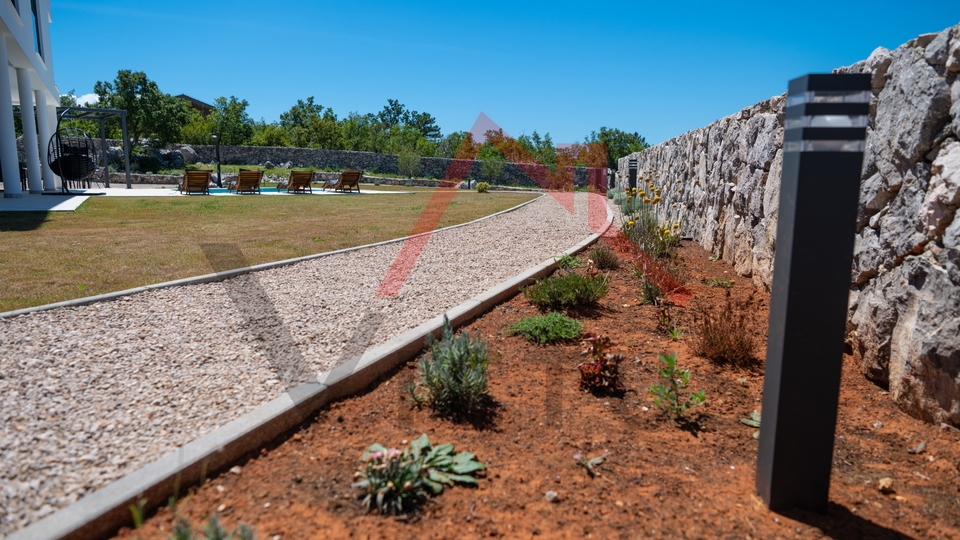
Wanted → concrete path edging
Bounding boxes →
[0,194,545,320]
[7,197,613,540]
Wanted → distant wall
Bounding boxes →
[94,141,605,189]
[618,25,960,426]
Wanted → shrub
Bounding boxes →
[577,333,625,391]
[476,181,490,193]
[692,290,758,365]
[523,272,608,311]
[606,189,614,199]
[414,316,489,417]
[648,353,705,418]
[506,312,583,344]
[590,246,620,270]
[353,434,485,515]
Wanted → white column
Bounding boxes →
[35,90,55,190]
[0,38,22,198]
[16,68,41,193]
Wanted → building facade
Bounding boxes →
[1,0,58,197]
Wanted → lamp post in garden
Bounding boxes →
[756,73,871,513]
[628,158,638,191]
[212,132,222,188]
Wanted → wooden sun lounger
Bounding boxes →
[233,169,263,194]
[281,170,315,194]
[321,170,362,193]
[180,169,212,194]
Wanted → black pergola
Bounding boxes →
[15,106,134,188]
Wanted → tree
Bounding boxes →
[180,109,213,145]
[279,97,341,148]
[517,131,557,170]
[249,121,291,147]
[93,70,189,149]
[585,127,648,170]
[435,131,468,158]
[397,149,421,178]
[209,96,254,146]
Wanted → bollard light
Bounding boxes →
[756,73,871,513]
[628,158,638,191]
[212,132,222,188]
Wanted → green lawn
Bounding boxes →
[0,191,537,312]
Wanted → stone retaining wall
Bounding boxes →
[618,25,960,426]
[96,140,602,188]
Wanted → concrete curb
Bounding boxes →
[0,194,544,320]
[7,197,613,540]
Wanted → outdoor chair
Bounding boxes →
[281,170,315,194]
[322,170,362,193]
[180,169,212,194]
[233,169,263,194]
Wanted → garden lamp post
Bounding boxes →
[628,158,637,191]
[212,132,222,188]
[756,73,870,512]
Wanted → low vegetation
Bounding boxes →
[523,272,609,311]
[648,353,705,419]
[577,333,625,391]
[353,434,485,515]
[589,246,620,270]
[506,312,583,344]
[409,317,490,419]
[691,290,759,365]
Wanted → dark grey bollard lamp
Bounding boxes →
[212,132,222,188]
[756,73,871,513]
[628,158,638,191]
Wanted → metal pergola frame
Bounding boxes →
[15,106,134,188]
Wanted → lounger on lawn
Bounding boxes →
[180,169,211,194]
[281,170,315,194]
[322,170,362,193]
[233,169,263,194]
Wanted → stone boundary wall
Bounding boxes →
[94,140,602,188]
[617,25,960,426]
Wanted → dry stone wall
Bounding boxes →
[618,25,960,426]
[97,140,600,188]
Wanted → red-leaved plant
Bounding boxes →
[577,333,625,391]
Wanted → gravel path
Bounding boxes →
[0,193,600,535]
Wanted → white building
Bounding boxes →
[1,0,58,197]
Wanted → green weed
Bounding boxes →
[523,272,608,311]
[506,312,583,344]
[648,352,705,419]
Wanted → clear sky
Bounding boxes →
[51,1,959,146]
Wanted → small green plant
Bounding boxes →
[692,290,758,365]
[704,277,735,288]
[589,246,620,270]
[129,497,147,529]
[656,308,683,341]
[638,275,663,306]
[167,514,257,540]
[708,254,720,261]
[506,312,583,344]
[523,272,609,311]
[606,189,614,199]
[573,451,610,477]
[413,316,489,418]
[404,181,413,187]
[736,377,749,395]
[648,353,705,418]
[353,434,485,515]
[740,410,761,439]
[476,181,490,193]
[552,253,582,270]
[577,333,625,391]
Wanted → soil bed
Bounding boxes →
[114,239,960,540]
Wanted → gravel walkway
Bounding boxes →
[0,193,600,535]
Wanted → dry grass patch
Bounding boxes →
[0,191,536,311]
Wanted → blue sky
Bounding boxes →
[51,1,959,145]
